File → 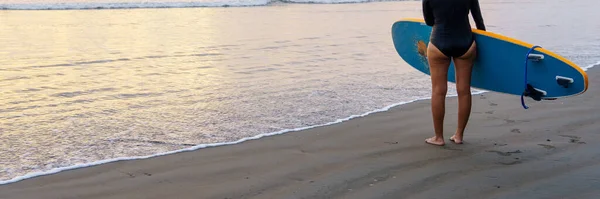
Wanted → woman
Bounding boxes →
[422,0,486,146]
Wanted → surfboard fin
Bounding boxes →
[556,76,574,88]
[527,53,544,62]
[522,84,546,101]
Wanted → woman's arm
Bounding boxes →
[471,0,486,30]
[423,0,435,26]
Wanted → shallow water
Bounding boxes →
[1,0,599,183]
[0,0,408,9]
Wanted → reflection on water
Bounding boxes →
[1,0,600,182]
[0,8,238,179]
[0,4,424,181]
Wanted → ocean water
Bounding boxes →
[1,0,599,184]
[0,0,414,9]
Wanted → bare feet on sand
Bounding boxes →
[449,134,463,144]
[425,136,445,146]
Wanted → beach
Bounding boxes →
[2,0,600,198]
[1,68,599,199]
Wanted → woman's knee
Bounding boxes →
[433,84,448,96]
[456,85,471,96]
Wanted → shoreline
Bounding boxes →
[1,85,486,185]
[1,63,597,186]
[1,67,598,199]
[1,0,410,11]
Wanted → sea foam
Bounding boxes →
[0,0,412,10]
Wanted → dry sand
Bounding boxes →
[1,68,599,199]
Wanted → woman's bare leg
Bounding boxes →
[450,41,477,144]
[425,42,451,146]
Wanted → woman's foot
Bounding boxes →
[449,135,463,144]
[425,136,445,146]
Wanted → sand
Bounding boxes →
[1,68,599,199]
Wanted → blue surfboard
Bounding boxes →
[391,18,588,101]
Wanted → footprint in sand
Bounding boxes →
[560,135,586,144]
[119,171,137,178]
[502,119,530,125]
[444,147,463,151]
[538,144,556,149]
[497,160,522,165]
[560,135,580,139]
[486,150,522,156]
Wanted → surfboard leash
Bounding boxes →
[521,45,542,109]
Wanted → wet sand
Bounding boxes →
[1,68,599,199]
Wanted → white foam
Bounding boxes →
[0,0,412,10]
[0,1,272,10]
[283,0,377,3]
[582,60,600,71]
[292,0,415,3]
[1,59,595,185]
[0,89,486,185]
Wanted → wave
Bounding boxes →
[282,0,409,4]
[582,60,600,71]
[1,1,272,10]
[0,0,413,10]
[0,87,483,185]
[1,60,597,185]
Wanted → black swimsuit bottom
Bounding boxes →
[423,0,486,58]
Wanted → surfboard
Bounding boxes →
[391,18,588,104]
